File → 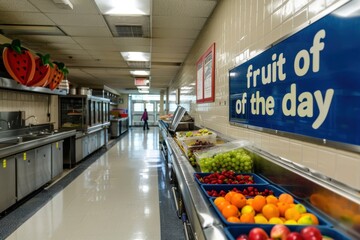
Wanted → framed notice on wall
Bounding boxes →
[196,43,215,103]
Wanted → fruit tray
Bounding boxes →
[224,225,351,240]
[194,172,269,185]
[201,184,286,198]
[209,196,332,227]
[176,129,217,141]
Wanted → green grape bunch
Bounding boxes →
[198,148,253,173]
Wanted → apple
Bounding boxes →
[270,224,291,240]
[300,226,322,240]
[248,228,269,240]
[286,232,304,240]
[294,204,307,214]
[236,234,249,240]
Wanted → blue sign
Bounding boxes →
[229,3,360,146]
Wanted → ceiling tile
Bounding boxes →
[12,35,77,44]
[45,13,107,27]
[0,12,53,25]
[152,16,207,30]
[153,0,217,17]
[61,26,112,37]
[29,0,99,14]
[0,0,39,12]
[152,38,194,48]
[152,28,200,39]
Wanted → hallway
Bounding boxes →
[1,127,184,240]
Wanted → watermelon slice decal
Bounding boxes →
[1,39,35,85]
[47,61,69,90]
[27,53,53,87]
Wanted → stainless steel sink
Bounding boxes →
[21,133,54,141]
[0,137,22,148]
[0,142,17,148]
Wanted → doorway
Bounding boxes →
[130,100,160,127]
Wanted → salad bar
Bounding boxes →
[159,107,360,240]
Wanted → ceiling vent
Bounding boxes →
[126,61,151,68]
[115,25,143,38]
[105,15,150,38]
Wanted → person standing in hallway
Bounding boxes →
[141,108,149,130]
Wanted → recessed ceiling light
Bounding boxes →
[121,52,150,61]
[130,70,150,76]
[94,0,150,15]
[137,86,150,89]
[138,89,149,94]
[181,86,193,90]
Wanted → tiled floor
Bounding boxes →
[2,127,184,240]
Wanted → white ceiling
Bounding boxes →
[0,0,218,94]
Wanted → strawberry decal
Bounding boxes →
[27,53,53,87]
[1,39,35,85]
[47,61,69,90]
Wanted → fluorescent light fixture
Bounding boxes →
[53,0,73,10]
[94,0,150,15]
[181,86,193,90]
[130,70,150,76]
[138,89,149,94]
[121,52,150,62]
[137,86,150,89]
[180,90,191,94]
[333,0,360,17]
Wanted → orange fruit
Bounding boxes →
[240,212,255,223]
[246,198,254,205]
[225,191,236,202]
[252,195,266,212]
[285,207,301,221]
[279,193,294,204]
[266,195,279,205]
[277,202,291,217]
[231,193,247,209]
[262,203,280,220]
[222,204,239,219]
[214,197,227,207]
[227,216,241,223]
[217,201,230,211]
[301,213,319,225]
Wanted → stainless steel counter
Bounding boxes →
[165,137,228,240]
[0,130,76,159]
[160,121,360,240]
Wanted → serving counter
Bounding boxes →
[159,120,360,240]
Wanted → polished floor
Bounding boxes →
[1,127,184,240]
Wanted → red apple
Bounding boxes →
[248,228,269,240]
[286,232,304,240]
[270,224,291,240]
[236,234,249,240]
[300,226,322,240]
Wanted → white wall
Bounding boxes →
[172,0,360,190]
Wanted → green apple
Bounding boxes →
[297,215,314,225]
[294,203,307,214]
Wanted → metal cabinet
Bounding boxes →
[75,137,83,163]
[0,156,16,213]
[35,144,51,189]
[17,150,36,200]
[82,135,89,158]
[51,140,63,179]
